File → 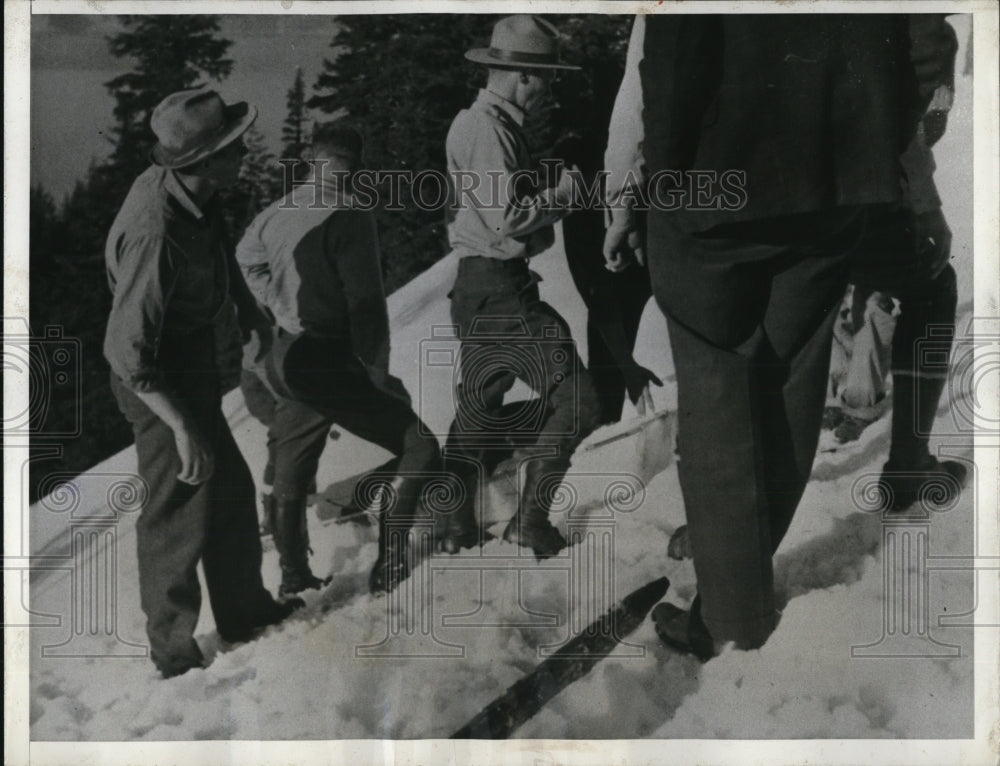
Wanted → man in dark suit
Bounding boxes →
[605,15,926,658]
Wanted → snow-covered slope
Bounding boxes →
[27,15,991,754]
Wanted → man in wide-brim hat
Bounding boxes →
[104,88,301,678]
[435,16,602,559]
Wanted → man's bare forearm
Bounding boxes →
[134,388,193,434]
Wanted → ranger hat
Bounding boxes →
[465,15,580,71]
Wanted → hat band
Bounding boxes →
[487,47,561,65]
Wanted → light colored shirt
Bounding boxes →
[446,89,572,261]
[104,165,230,392]
[235,180,390,371]
[604,15,646,212]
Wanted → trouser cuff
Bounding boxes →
[701,609,779,649]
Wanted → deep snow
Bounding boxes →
[24,14,993,757]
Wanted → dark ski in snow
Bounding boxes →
[451,576,670,739]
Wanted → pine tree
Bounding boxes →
[224,123,283,239]
[309,14,631,292]
[524,16,632,172]
[310,15,494,292]
[57,16,236,261]
[29,185,61,269]
[104,15,233,185]
[281,66,309,160]
[28,15,236,502]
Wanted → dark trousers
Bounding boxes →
[444,256,602,491]
[264,329,440,502]
[850,206,958,467]
[648,208,864,646]
[563,207,652,424]
[240,367,278,486]
[111,335,275,675]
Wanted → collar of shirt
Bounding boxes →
[163,168,207,221]
[478,89,525,127]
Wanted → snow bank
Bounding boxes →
[27,17,987,755]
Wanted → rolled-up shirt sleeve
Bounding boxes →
[473,122,569,241]
[103,233,180,392]
[234,220,272,309]
[605,15,646,210]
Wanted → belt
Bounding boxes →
[456,255,530,277]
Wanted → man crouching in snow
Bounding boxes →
[104,90,302,679]
[236,122,441,596]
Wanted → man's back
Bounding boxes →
[236,184,384,340]
[641,14,919,230]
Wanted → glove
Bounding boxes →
[623,362,663,415]
[922,84,954,147]
[369,364,412,408]
[541,164,583,210]
[383,374,412,407]
[239,303,274,367]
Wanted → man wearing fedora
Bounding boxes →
[237,122,442,595]
[104,89,301,678]
[435,15,602,559]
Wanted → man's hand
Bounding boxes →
[915,208,953,279]
[548,164,584,209]
[174,421,215,485]
[240,303,274,364]
[367,364,412,407]
[383,374,413,407]
[603,216,645,272]
[244,319,273,366]
[133,388,216,485]
[922,84,954,147]
[623,362,663,415]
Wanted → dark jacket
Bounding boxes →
[640,14,923,232]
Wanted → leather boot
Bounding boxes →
[502,458,567,559]
[878,454,967,512]
[433,464,480,554]
[881,266,964,511]
[369,476,425,594]
[270,495,328,597]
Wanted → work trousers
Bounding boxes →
[111,332,276,676]
[648,207,867,646]
[240,367,278,486]
[850,205,958,467]
[264,329,440,505]
[563,206,652,424]
[444,256,602,496]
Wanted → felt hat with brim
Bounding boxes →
[465,15,580,71]
[150,88,257,169]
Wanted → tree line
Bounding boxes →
[28,13,631,502]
